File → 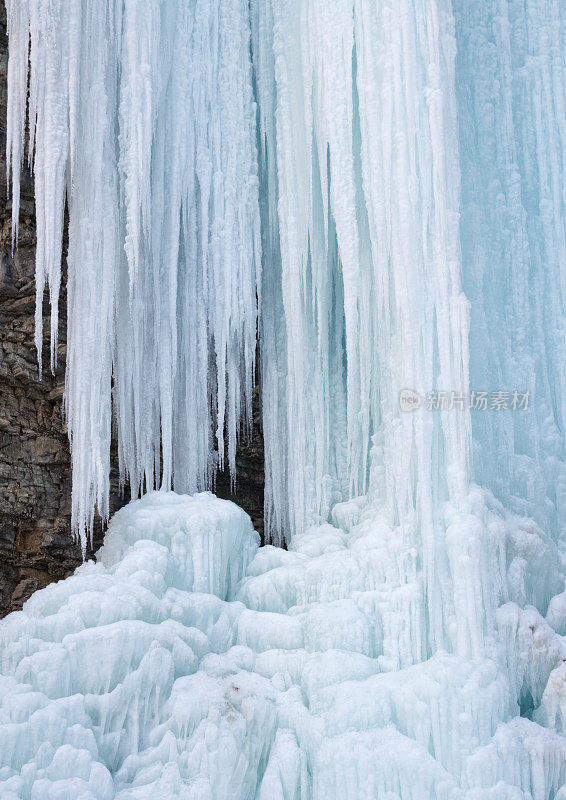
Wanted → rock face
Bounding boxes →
[0,8,80,614]
[0,9,264,616]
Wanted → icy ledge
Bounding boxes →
[0,491,565,800]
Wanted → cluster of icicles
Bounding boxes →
[7,0,565,551]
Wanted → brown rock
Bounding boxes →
[11,577,40,607]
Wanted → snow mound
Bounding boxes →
[96,491,259,598]
[0,491,565,799]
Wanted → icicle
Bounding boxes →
[6,0,29,250]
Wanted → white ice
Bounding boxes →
[6,0,565,552]
[6,0,261,547]
[0,491,564,799]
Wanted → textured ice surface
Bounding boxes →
[454,0,566,539]
[6,0,565,552]
[254,0,471,546]
[4,0,566,797]
[0,491,564,799]
[6,0,261,545]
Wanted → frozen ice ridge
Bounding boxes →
[0,490,565,799]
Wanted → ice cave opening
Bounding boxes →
[1,0,566,798]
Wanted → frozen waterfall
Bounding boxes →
[3,0,566,798]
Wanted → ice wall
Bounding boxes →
[454,0,566,539]
[254,0,471,551]
[250,0,563,659]
[254,0,565,549]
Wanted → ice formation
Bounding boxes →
[0,491,564,799]
[6,0,261,543]
[6,0,565,547]
[455,0,566,538]
[254,0,471,546]
[3,0,566,797]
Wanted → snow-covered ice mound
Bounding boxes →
[0,491,565,799]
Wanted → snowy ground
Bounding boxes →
[0,491,564,800]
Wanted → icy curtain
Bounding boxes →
[255,0,471,543]
[6,0,261,547]
[254,0,566,550]
[6,0,565,549]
